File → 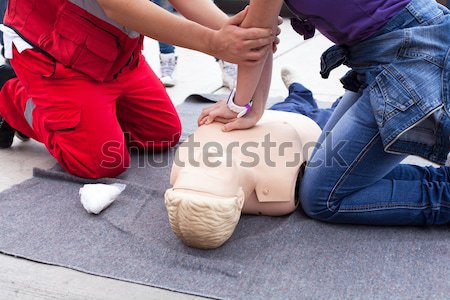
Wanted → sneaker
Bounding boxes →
[0,116,15,148]
[159,53,177,87]
[217,60,237,90]
[280,67,299,90]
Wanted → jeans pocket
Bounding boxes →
[369,66,417,127]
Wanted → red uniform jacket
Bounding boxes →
[4,0,143,82]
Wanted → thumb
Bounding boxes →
[228,6,249,26]
[222,119,245,132]
[205,115,214,125]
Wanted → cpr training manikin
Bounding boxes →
[165,110,321,249]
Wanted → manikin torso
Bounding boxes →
[170,110,322,216]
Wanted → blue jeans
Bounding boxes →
[269,82,339,130]
[0,0,7,46]
[152,0,175,54]
[300,1,450,225]
[301,90,449,225]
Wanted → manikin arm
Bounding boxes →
[197,0,284,130]
[97,0,275,65]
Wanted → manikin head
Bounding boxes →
[165,151,245,249]
[164,111,322,249]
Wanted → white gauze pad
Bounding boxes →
[79,183,126,214]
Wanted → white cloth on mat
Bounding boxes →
[79,183,126,214]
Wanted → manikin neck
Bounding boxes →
[173,159,242,198]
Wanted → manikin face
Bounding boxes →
[165,150,245,249]
[173,147,244,198]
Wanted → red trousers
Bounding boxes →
[0,48,181,178]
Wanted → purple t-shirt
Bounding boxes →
[284,0,411,45]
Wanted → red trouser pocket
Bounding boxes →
[43,110,81,132]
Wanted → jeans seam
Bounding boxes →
[326,132,381,212]
[337,202,450,212]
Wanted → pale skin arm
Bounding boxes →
[234,0,284,106]
[198,0,284,131]
[97,0,275,65]
[168,0,227,29]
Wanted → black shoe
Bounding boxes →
[0,64,20,148]
[0,64,16,89]
[0,116,15,148]
[15,130,30,142]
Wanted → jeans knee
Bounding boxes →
[299,169,335,221]
[300,186,327,220]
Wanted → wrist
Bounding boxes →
[205,29,220,58]
[227,88,253,118]
[233,91,250,107]
[247,96,265,116]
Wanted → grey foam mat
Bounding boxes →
[0,95,449,299]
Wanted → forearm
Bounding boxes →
[169,0,228,30]
[233,0,283,106]
[98,0,217,56]
[249,51,273,117]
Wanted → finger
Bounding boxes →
[222,119,245,132]
[214,117,235,124]
[277,16,283,26]
[241,28,273,40]
[198,107,214,124]
[199,116,209,126]
[272,37,280,53]
[205,110,220,125]
[275,26,281,37]
[198,112,206,125]
[244,45,271,61]
[201,105,216,116]
[227,6,249,26]
[200,101,222,116]
[243,36,275,50]
[274,36,280,45]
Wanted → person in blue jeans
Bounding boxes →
[298,0,450,226]
[199,0,450,226]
